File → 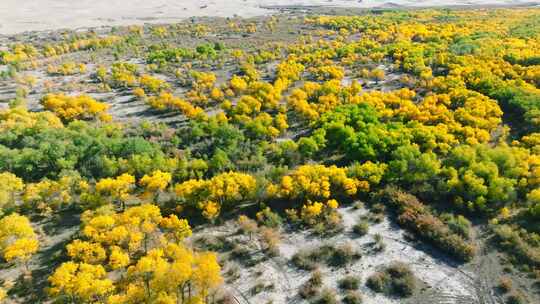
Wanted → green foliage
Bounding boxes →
[0,119,172,181]
[449,37,480,55]
[476,80,540,134]
[178,117,267,173]
[439,144,529,212]
[315,103,409,161]
[147,47,194,64]
[388,144,441,192]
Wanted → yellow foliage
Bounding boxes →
[51,204,216,304]
[270,164,364,200]
[41,93,111,122]
[66,240,107,264]
[0,214,39,264]
[139,170,172,194]
[139,74,170,94]
[48,262,114,301]
[146,92,206,119]
[0,172,24,212]
[95,173,136,207]
[175,172,257,219]
[23,175,76,213]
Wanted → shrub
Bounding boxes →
[372,234,386,253]
[299,270,323,299]
[352,202,364,210]
[231,244,251,260]
[342,291,363,304]
[366,272,389,293]
[256,207,283,228]
[292,249,318,271]
[195,234,233,252]
[375,186,476,262]
[371,203,386,214]
[366,262,416,298]
[259,227,281,256]
[330,243,361,267]
[225,264,240,282]
[498,276,513,293]
[392,276,415,297]
[352,220,369,236]
[506,291,526,304]
[237,215,258,238]
[493,224,540,269]
[292,244,360,270]
[441,213,472,240]
[250,281,266,295]
[315,288,338,304]
[338,275,360,290]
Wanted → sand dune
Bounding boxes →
[0,0,537,34]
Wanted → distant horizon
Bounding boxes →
[0,0,538,35]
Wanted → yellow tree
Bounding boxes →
[193,252,222,303]
[0,213,39,270]
[139,170,172,201]
[23,175,76,214]
[160,214,192,242]
[0,172,24,214]
[268,164,365,200]
[48,262,114,303]
[66,240,107,264]
[95,173,136,210]
[41,93,111,122]
[175,172,257,220]
[51,204,207,303]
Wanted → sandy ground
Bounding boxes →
[192,205,482,304]
[0,0,538,35]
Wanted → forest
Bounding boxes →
[0,6,540,304]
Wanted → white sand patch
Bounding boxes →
[193,205,479,304]
[0,0,537,35]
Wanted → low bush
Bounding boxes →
[498,276,513,293]
[299,270,323,299]
[256,207,283,228]
[366,262,416,298]
[338,275,360,290]
[375,186,476,262]
[441,213,472,240]
[314,288,338,304]
[366,272,389,293]
[506,291,526,304]
[292,243,360,270]
[352,220,369,236]
[493,224,540,269]
[292,249,319,271]
[330,243,361,267]
[342,291,363,304]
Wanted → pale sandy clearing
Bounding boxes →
[0,0,538,35]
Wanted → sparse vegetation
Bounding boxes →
[338,275,360,290]
[342,291,363,304]
[0,4,540,304]
[366,262,417,298]
[352,219,369,236]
